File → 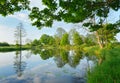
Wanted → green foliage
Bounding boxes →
[69,50,83,68]
[60,33,70,46]
[97,24,119,47]
[31,39,41,46]
[84,33,97,46]
[84,46,101,56]
[40,34,55,45]
[0,42,10,46]
[73,31,83,45]
[40,49,54,60]
[0,0,29,16]
[88,47,120,83]
[0,46,29,52]
[54,36,61,46]
[29,0,120,31]
[60,49,69,63]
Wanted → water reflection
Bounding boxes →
[31,48,96,69]
[0,49,97,83]
[13,50,26,77]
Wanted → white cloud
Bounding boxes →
[29,0,45,9]
[8,13,30,23]
[0,25,15,44]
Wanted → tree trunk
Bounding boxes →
[95,31,103,49]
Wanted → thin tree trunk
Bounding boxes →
[20,25,22,51]
[95,31,103,49]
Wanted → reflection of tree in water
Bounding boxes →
[25,51,32,59]
[54,49,83,68]
[54,49,69,68]
[31,48,96,69]
[40,49,53,60]
[68,50,83,68]
[31,48,54,60]
[54,55,66,68]
[14,50,26,77]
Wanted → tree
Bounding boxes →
[60,33,70,46]
[54,27,66,46]
[29,0,120,30]
[14,23,26,48]
[55,27,66,39]
[0,0,29,16]
[94,24,120,47]
[40,34,55,45]
[31,39,40,46]
[29,0,120,48]
[0,42,10,46]
[60,49,69,63]
[84,33,97,46]
[25,38,32,46]
[39,49,53,60]
[73,31,83,45]
[54,35,61,46]
[14,50,26,77]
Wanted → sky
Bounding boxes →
[0,0,120,44]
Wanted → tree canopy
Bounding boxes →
[40,34,55,45]
[60,33,70,46]
[73,31,83,45]
[0,0,29,16]
[29,0,120,30]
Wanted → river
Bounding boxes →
[0,49,97,83]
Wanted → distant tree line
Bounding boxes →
[31,27,97,47]
[0,42,10,46]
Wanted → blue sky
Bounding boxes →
[0,0,120,44]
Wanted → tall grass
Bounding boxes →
[87,47,120,83]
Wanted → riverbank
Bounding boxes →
[0,46,30,52]
[87,47,120,83]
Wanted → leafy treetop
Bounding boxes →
[29,0,120,30]
[0,0,30,16]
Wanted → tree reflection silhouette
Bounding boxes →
[68,50,83,68]
[31,48,96,69]
[14,50,26,77]
[40,49,53,60]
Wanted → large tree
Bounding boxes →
[14,23,26,47]
[29,0,120,48]
[0,0,29,16]
[29,0,120,29]
[94,24,120,47]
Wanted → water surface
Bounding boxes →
[0,49,96,83]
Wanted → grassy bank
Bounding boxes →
[0,46,30,52]
[87,47,120,83]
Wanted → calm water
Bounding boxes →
[0,49,96,83]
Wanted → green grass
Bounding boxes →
[87,47,120,83]
[0,46,30,52]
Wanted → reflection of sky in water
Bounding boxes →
[0,50,96,83]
